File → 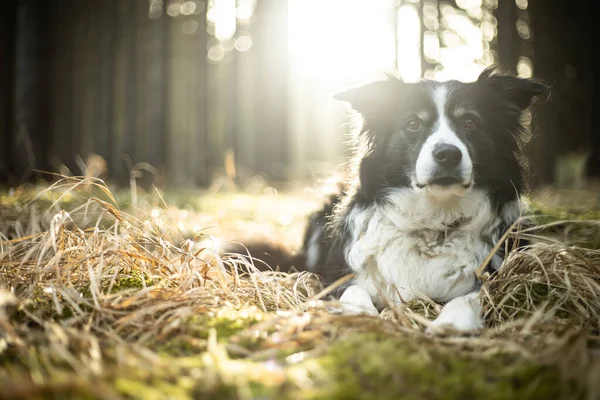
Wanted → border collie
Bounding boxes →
[298,68,548,333]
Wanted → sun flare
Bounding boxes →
[288,0,396,88]
[287,0,497,88]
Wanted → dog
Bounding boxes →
[302,68,548,332]
[227,68,548,334]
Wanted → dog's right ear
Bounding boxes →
[334,79,398,115]
[477,67,550,110]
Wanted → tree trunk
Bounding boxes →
[11,0,50,183]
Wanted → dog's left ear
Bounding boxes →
[478,68,549,110]
[334,79,398,115]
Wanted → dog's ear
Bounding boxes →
[334,79,398,115]
[477,67,549,110]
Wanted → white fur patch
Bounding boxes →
[427,291,484,334]
[414,85,473,189]
[344,187,501,306]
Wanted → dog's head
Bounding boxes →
[335,68,548,203]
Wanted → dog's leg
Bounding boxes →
[426,291,484,334]
[338,285,379,316]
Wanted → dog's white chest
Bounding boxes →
[344,191,498,304]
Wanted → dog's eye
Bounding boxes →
[462,116,478,131]
[405,118,420,132]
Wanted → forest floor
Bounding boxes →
[1,176,600,400]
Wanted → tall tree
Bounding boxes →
[7,0,50,183]
[527,0,594,186]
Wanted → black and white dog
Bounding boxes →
[298,68,548,333]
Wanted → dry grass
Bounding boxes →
[1,177,600,400]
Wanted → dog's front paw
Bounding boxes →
[337,285,379,316]
[425,292,484,336]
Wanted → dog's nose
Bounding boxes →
[433,144,462,168]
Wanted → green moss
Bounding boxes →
[13,285,78,322]
[295,333,575,400]
[528,199,600,223]
[206,313,260,339]
[115,376,193,400]
[103,274,150,293]
[156,308,264,357]
[527,200,600,249]
[2,309,584,400]
[10,274,153,327]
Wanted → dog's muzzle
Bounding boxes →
[416,144,471,189]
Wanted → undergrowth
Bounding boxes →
[1,177,599,400]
